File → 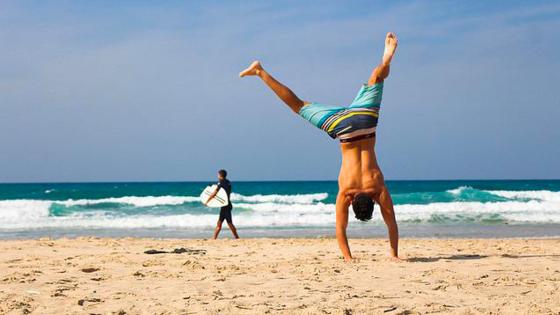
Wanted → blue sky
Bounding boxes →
[1,1,559,182]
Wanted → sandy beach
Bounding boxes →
[1,237,559,314]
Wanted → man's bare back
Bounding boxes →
[240,33,400,262]
[336,137,399,262]
[338,137,383,197]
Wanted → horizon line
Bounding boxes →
[1,178,560,185]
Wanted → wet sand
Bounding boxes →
[1,238,559,314]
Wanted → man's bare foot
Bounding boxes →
[382,32,398,65]
[239,61,263,77]
[389,256,404,263]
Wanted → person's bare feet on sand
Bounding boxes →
[382,32,398,65]
[239,61,263,77]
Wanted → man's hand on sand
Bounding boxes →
[343,256,356,263]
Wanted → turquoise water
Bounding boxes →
[1,180,560,238]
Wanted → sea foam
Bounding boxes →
[2,190,560,230]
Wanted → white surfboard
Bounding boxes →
[200,185,229,208]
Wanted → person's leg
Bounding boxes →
[213,219,223,239]
[239,61,308,113]
[222,209,239,239]
[367,32,398,86]
[227,222,240,239]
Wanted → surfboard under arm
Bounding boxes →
[200,185,229,208]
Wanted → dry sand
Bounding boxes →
[1,237,559,314]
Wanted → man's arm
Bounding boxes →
[204,187,219,205]
[375,186,399,259]
[335,193,353,262]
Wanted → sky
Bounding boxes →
[0,0,559,182]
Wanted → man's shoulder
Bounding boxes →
[218,179,231,186]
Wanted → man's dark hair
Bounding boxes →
[352,193,374,221]
[218,169,227,178]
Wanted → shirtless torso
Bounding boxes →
[338,137,383,199]
[336,137,399,262]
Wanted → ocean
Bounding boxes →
[1,180,560,239]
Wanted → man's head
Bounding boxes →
[352,193,374,221]
[218,169,227,180]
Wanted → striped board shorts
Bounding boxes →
[298,82,383,141]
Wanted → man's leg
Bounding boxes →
[227,222,240,239]
[239,61,308,113]
[367,32,398,85]
[223,209,240,239]
[213,219,223,240]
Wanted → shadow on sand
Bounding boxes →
[407,253,560,263]
[407,254,487,262]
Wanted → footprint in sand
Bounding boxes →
[77,297,102,306]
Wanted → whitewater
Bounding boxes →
[1,181,560,238]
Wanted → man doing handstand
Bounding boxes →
[240,33,400,262]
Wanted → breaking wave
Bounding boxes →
[1,188,560,230]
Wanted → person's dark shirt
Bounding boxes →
[217,179,232,206]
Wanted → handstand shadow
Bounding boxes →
[407,254,487,262]
[408,253,560,262]
[500,254,560,259]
